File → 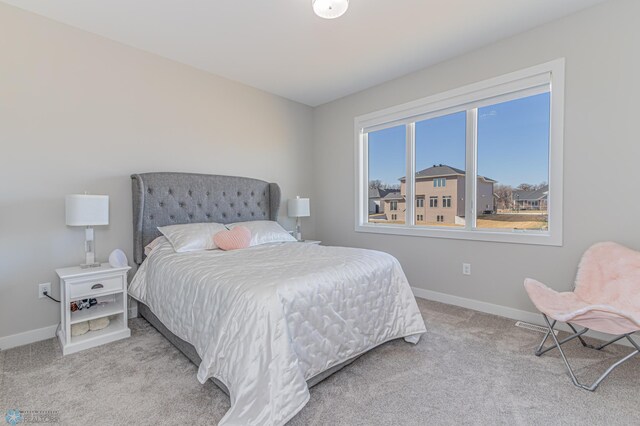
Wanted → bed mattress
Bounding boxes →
[129,240,426,425]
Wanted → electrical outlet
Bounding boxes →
[462,263,471,275]
[38,282,51,299]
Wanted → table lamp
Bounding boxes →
[287,196,310,241]
[65,194,109,268]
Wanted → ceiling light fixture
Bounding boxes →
[312,0,349,19]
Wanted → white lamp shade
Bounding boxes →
[312,0,349,19]
[288,197,310,218]
[65,194,109,226]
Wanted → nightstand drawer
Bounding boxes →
[69,276,123,298]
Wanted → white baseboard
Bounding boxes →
[412,287,632,347]
[0,324,59,351]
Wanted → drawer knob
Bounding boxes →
[91,283,104,290]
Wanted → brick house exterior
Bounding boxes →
[381,165,495,224]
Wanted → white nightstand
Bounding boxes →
[301,240,321,245]
[56,263,131,355]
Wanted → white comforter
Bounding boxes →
[129,240,426,425]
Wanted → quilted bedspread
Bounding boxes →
[129,240,426,425]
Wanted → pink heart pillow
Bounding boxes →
[213,226,251,251]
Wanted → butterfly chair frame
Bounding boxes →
[535,314,640,391]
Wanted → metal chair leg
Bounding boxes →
[627,335,640,351]
[567,323,592,348]
[535,317,588,357]
[541,315,585,389]
[586,348,639,391]
[592,334,628,350]
[535,319,556,355]
[538,314,640,391]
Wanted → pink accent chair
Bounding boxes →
[524,242,640,391]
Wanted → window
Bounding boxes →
[356,59,564,245]
[366,125,405,225]
[476,93,549,229]
[414,111,466,227]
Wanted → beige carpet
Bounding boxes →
[1,298,639,425]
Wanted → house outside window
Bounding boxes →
[356,60,564,246]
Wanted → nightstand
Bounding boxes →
[56,263,131,355]
[301,240,321,245]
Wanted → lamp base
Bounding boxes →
[81,227,101,268]
[295,217,303,241]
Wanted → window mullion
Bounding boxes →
[361,131,369,225]
[465,109,478,230]
[406,123,415,226]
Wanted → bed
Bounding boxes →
[128,172,426,425]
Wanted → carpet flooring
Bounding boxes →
[1,298,639,425]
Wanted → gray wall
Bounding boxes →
[312,0,640,314]
[0,3,314,340]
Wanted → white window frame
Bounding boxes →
[355,59,564,246]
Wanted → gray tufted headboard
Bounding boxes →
[131,172,281,265]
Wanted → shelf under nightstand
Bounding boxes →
[69,295,125,324]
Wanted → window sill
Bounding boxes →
[355,223,561,246]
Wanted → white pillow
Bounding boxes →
[144,236,167,256]
[158,222,227,252]
[227,220,296,246]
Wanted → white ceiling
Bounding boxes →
[2,0,606,106]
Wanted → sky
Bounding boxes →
[368,92,550,187]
